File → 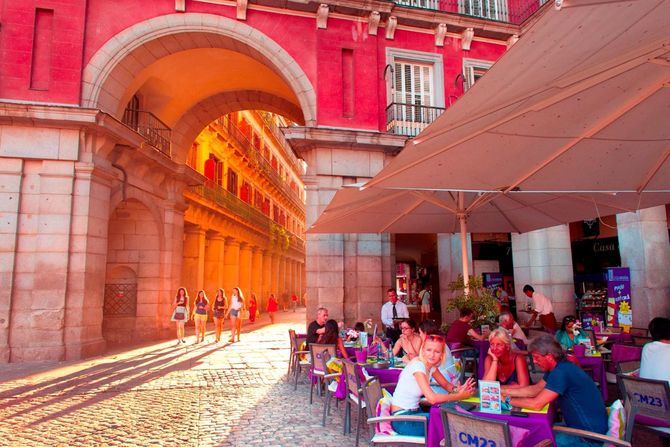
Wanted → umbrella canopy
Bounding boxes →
[366,0,670,195]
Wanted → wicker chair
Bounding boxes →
[318,348,343,427]
[343,358,369,447]
[308,343,337,400]
[362,378,426,446]
[288,329,310,389]
[618,374,670,441]
[440,407,512,447]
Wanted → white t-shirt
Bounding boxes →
[230,295,243,310]
[392,359,434,410]
[639,341,670,385]
[532,292,554,315]
[381,300,409,327]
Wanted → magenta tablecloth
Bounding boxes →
[426,404,555,447]
[596,331,633,345]
[333,364,402,399]
[607,344,642,373]
[576,354,607,401]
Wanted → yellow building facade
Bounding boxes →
[182,111,306,311]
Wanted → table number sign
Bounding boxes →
[479,380,502,414]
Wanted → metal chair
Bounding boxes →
[342,358,368,447]
[552,425,631,446]
[632,335,653,346]
[318,348,343,427]
[615,360,641,397]
[288,329,310,389]
[618,374,670,441]
[440,407,512,447]
[363,378,427,446]
[308,343,337,403]
[629,327,649,337]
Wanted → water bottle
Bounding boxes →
[376,342,382,362]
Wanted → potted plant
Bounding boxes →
[442,274,499,332]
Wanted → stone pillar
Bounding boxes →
[238,243,252,297]
[262,250,272,308]
[346,234,387,326]
[270,252,279,298]
[223,238,240,293]
[437,233,473,323]
[512,224,575,322]
[251,247,263,306]
[204,233,225,296]
[160,200,187,337]
[182,226,206,295]
[278,255,287,298]
[616,205,670,326]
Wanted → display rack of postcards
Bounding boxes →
[577,289,608,330]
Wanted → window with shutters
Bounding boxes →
[385,49,445,137]
[227,168,238,196]
[463,59,493,91]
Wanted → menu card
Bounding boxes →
[479,380,502,414]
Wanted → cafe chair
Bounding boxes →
[288,329,310,389]
[552,426,631,446]
[309,343,337,403]
[440,407,512,447]
[629,327,649,337]
[363,378,427,446]
[618,374,670,441]
[632,335,653,347]
[319,348,343,427]
[343,358,369,447]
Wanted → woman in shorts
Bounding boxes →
[192,290,209,344]
[171,287,189,344]
[227,287,245,343]
[212,288,227,343]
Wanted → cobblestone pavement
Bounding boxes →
[0,310,364,447]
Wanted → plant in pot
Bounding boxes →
[442,274,499,333]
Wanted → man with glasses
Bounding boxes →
[502,334,607,447]
[381,288,409,342]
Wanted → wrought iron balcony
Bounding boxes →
[122,108,171,157]
[393,0,549,25]
[386,102,445,137]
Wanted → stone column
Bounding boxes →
[223,238,240,293]
[270,252,279,298]
[251,247,263,306]
[182,226,206,295]
[616,205,670,326]
[262,249,272,308]
[512,224,575,322]
[437,233,473,323]
[278,255,287,302]
[238,243,253,297]
[160,200,187,337]
[204,233,225,296]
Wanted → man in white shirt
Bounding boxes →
[639,317,670,385]
[381,288,409,342]
[499,312,528,345]
[521,284,557,332]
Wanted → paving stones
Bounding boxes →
[0,311,365,447]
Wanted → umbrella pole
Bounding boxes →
[459,214,469,294]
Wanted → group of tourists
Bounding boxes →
[302,284,670,445]
[171,287,300,344]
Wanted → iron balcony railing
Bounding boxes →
[213,117,305,212]
[187,179,306,249]
[258,112,303,173]
[386,102,445,137]
[122,108,171,157]
[394,0,549,25]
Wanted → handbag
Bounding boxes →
[174,309,185,320]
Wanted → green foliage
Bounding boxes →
[445,274,499,327]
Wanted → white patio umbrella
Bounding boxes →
[308,185,670,287]
[365,0,670,195]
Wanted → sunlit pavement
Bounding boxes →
[0,310,360,447]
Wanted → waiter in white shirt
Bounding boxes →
[521,284,557,332]
[381,288,409,342]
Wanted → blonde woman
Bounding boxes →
[483,327,530,386]
[212,288,228,343]
[171,287,190,344]
[192,290,209,344]
[227,287,245,343]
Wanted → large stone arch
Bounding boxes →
[81,13,316,127]
[171,89,304,162]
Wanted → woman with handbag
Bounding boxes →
[227,287,245,343]
[192,290,209,344]
[171,287,190,344]
[212,288,228,343]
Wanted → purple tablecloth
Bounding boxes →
[576,354,607,401]
[607,344,642,373]
[333,364,402,399]
[426,404,555,447]
[596,331,633,345]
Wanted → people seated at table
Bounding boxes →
[317,319,350,359]
[482,328,530,386]
[502,334,607,447]
[554,315,588,350]
[306,307,329,346]
[392,319,422,362]
[391,334,476,436]
[445,307,485,346]
[639,316,670,385]
[498,312,528,345]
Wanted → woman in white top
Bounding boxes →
[391,334,476,436]
[639,317,670,385]
[226,287,245,343]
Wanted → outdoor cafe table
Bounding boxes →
[596,331,633,345]
[426,403,556,447]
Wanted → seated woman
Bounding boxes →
[391,334,476,436]
[317,319,350,359]
[418,319,459,391]
[482,328,530,387]
[555,315,588,350]
[394,319,422,362]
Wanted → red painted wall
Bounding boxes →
[0,0,509,131]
